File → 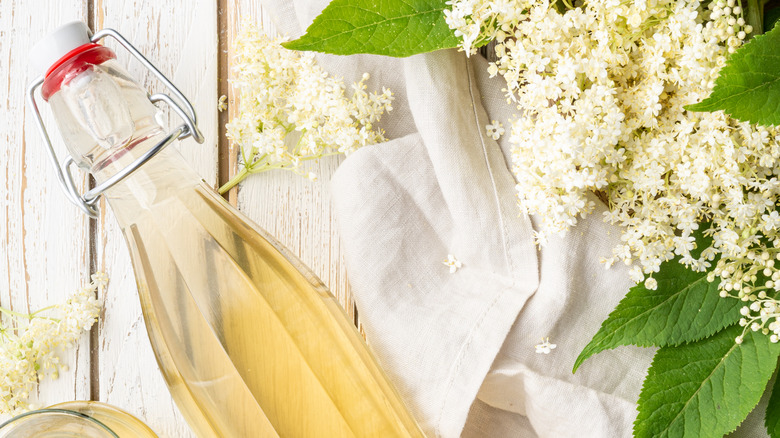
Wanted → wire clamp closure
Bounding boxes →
[26,28,204,218]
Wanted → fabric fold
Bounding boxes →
[403,51,539,284]
[397,50,541,436]
[330,129,538,436]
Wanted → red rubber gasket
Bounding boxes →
[41,44,116,101]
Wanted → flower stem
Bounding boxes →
[30,305,56,317]
[0,306,32,320]
[747,0,766,37]
[218,166,251,195]
[217,150,346,195]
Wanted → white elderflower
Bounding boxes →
[445,0,531,55]
[485,120,505,140]
[535,337,557,354]
[644,277,658,290]
[217,95,228,112]
[0,273,104,414]
[443,254,463,273]
[446,0,780,342]
[220,23,394,194]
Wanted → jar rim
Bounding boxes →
[0,408,119,437]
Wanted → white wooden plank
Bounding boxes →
[228,1,357,323]
[0,0,92,415]
[93,0,217,436]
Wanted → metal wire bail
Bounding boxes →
[26,28,205,219]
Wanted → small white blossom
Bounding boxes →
[443,254,463,273]
[485,120,505,140]
[535,337,557,354]
[217,95,228,112]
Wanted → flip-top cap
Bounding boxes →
[30,21,92,78]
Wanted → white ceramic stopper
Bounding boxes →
[30,21,92,78]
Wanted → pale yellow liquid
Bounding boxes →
[101,147,424,438]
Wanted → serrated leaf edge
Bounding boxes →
[647,332,739,437]
[764,360,780,437]
[283,1,459,57]
[573,273,724,373]
[684,25,780,125]
[634,328,779,438]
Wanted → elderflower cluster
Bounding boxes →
[222,24,394,193]
[444,0,529,54]
[0,273,104,414]
[446,1,780,341]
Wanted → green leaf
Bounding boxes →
[766,366,780,437]
[282,0,461,57]
[684,22,780,125]
[635,325,780,438]
[573,254,740,373]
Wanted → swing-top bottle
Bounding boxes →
[27,21,424,438]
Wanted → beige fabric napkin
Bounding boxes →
[258,1,770,436]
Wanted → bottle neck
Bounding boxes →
[46,51,164,171]
[95,133,204,227]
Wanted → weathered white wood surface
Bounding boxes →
[0,0,92,414]
[1,0,354,435]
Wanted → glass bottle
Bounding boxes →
[0,401,158,438]
[27,22,424,437]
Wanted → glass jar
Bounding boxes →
[0,401,157,438]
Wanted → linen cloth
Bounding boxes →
[258,1,770,436]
